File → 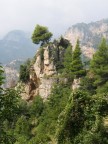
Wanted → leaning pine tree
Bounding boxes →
[32,24,53,46]
[71,39,85,78]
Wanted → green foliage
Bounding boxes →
[32,24,53,46]
[39,47,44,61]
[58,36,70,49]
[82,54,91,69]
[29,95,44,118]
[56,91,88,143]
[18,99,29,117]
[14,115,30,142]
[19,59,31,83]
[0,89,20,122]
[31,83,71,143]
[53,46,65,72]
[71,39,85,78]
[52,38,71,72]
[56,90,108,144]
[80,72,96,95]
[90,38,108,91]
[28,135,51,144]
[63,39,85,81]
[0,88,20,143]
[63,45,73,80]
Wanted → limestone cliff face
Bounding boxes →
[32,46,57,99]
[64,19,108,59]
[21,40,67,100]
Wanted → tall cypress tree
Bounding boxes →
[64,45,73,79]
[90,38,108,90]
[71,39,85,78]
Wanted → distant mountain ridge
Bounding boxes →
[65,18,108,58]
[0,30,37,64]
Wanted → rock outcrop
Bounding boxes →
[72,78,81,91]
[21,40,68,100]
[31,45,57,99]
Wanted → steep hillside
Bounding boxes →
[65,19,108,58]
[0,30,37,64]
[3,60,24,88]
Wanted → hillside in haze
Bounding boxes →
[1,19,108,64]
[0,30,37,64]
[65,19,108,58]
[3,59,24,88]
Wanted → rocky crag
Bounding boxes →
[20,38,69,100]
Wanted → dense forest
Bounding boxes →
[0,25,108,144]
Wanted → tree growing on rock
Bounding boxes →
[32,24,53,46]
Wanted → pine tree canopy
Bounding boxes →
[90,38,108,87]
[32,24,53,46]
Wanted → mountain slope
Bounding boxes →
[65,19,108,58]
[0,30,37,64]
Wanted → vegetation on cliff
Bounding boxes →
[1,26,108,144]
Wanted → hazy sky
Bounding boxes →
[0,0,108,38]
